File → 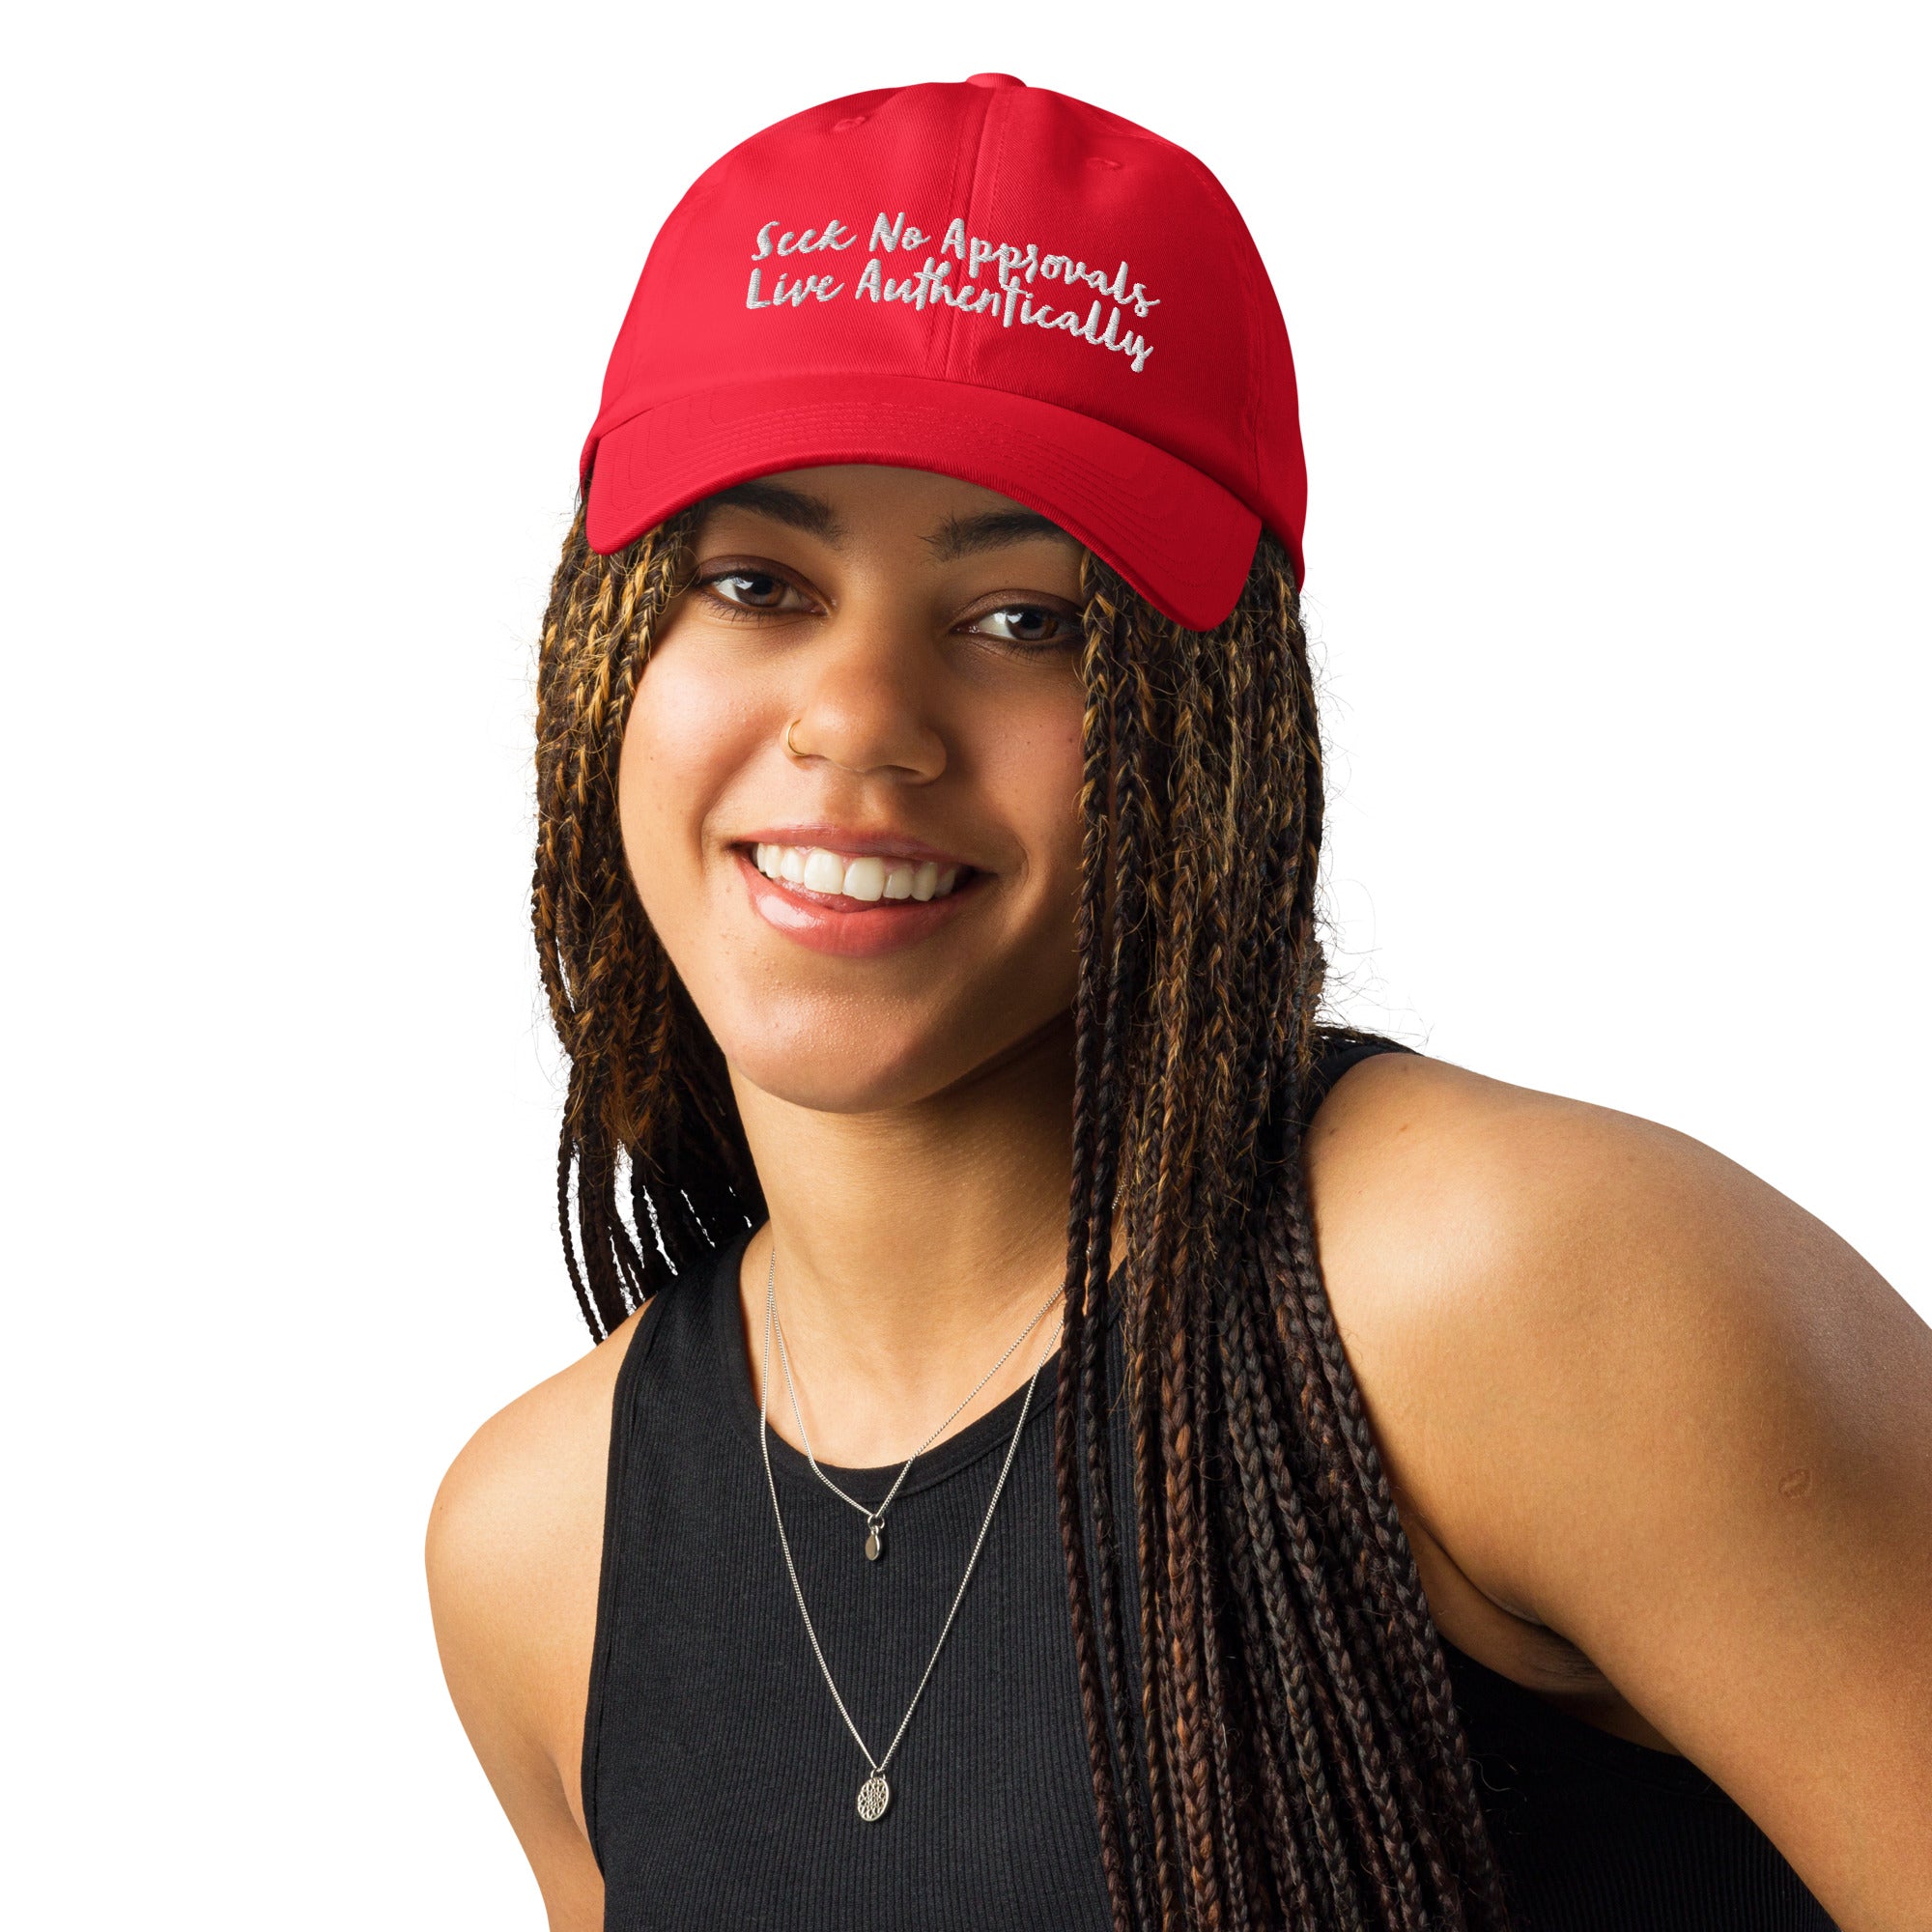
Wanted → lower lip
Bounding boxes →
[734,849,980,957]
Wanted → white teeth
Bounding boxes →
[802,848,845,893]
[842,856,886,901]
[752,843,966,905]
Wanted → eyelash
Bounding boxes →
[695,569,1077,652]
[698,570,814,619]
[968,605,1076,650]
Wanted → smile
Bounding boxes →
[734,840,981,959]
[751,842,966,905]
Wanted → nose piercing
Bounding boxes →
[783,718,805,759]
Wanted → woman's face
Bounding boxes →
[618,464,1088,1115]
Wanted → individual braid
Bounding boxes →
[1060,563,1156,1932]
[532,500,1511,1926]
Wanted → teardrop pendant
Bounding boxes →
[865,1519,883,1562]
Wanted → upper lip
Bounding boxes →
[734,825,980,870]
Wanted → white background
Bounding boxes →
[4,3,1925,1924]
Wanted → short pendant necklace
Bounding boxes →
[769,1264,1065,1562]
[756,1249,1059,1823]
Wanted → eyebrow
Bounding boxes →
[702,481,846,545]
[925,507,1077,561]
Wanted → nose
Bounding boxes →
[783,622,947,782]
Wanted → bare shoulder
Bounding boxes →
[1304,1048,1932,1923]
[425,1305,652,1930]
[429,1308,646,1627]
[1300,1048,1926,1554]
[1300,1049,1720,1605]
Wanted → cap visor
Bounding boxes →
[584,374,1261,633]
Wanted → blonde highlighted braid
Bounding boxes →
[531,500,1511,1929]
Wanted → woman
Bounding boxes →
[426,76,1930,1931]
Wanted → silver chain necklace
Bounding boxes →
[756,1247,1060,1823]
[769,1265,1065,1562]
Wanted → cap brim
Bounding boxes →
[583,373,1265,633]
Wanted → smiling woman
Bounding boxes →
[425,74,1931,1932]
[624,471,1085,982]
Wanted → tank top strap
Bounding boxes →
[1303,1025,1414,1123]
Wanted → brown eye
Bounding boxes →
[704,570,807,612]
[969,604,1073,646]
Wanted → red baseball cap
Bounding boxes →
[581,74,1306,630]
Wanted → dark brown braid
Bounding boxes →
[531,499,1511,1928]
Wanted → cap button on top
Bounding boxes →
[964,72,1024,89]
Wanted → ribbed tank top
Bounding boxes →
[583,1037,1835,1929]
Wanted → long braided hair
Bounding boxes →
[532,492,1511,1930]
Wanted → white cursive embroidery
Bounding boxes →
[868,211,932,253]
[746,267,845,308]
[752,218,858,259]
[733,213,1161,373]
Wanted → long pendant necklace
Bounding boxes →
[756,1247,1060,1823]
[769,1265,1064,1562]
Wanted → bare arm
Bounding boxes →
[426,1311,647,1931]
[1312,1054,1932,1930]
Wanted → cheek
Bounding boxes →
[988,691,1087,897]
[617,643,760,927]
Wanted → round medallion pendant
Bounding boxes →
[856,1772,891,1822]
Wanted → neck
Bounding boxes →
[729,1014,1077,1469]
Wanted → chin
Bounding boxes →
[711,982,1068,1117]
[723,1036,959,1117]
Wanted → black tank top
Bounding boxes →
[583,1037,1835,1929]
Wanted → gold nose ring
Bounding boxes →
[783,718,805,759]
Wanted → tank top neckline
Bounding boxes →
[708,1226,1124,1502]
[699,1216,1701,1785]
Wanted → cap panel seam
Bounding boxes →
[964,93,1009,388]
[937,85,997,381]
